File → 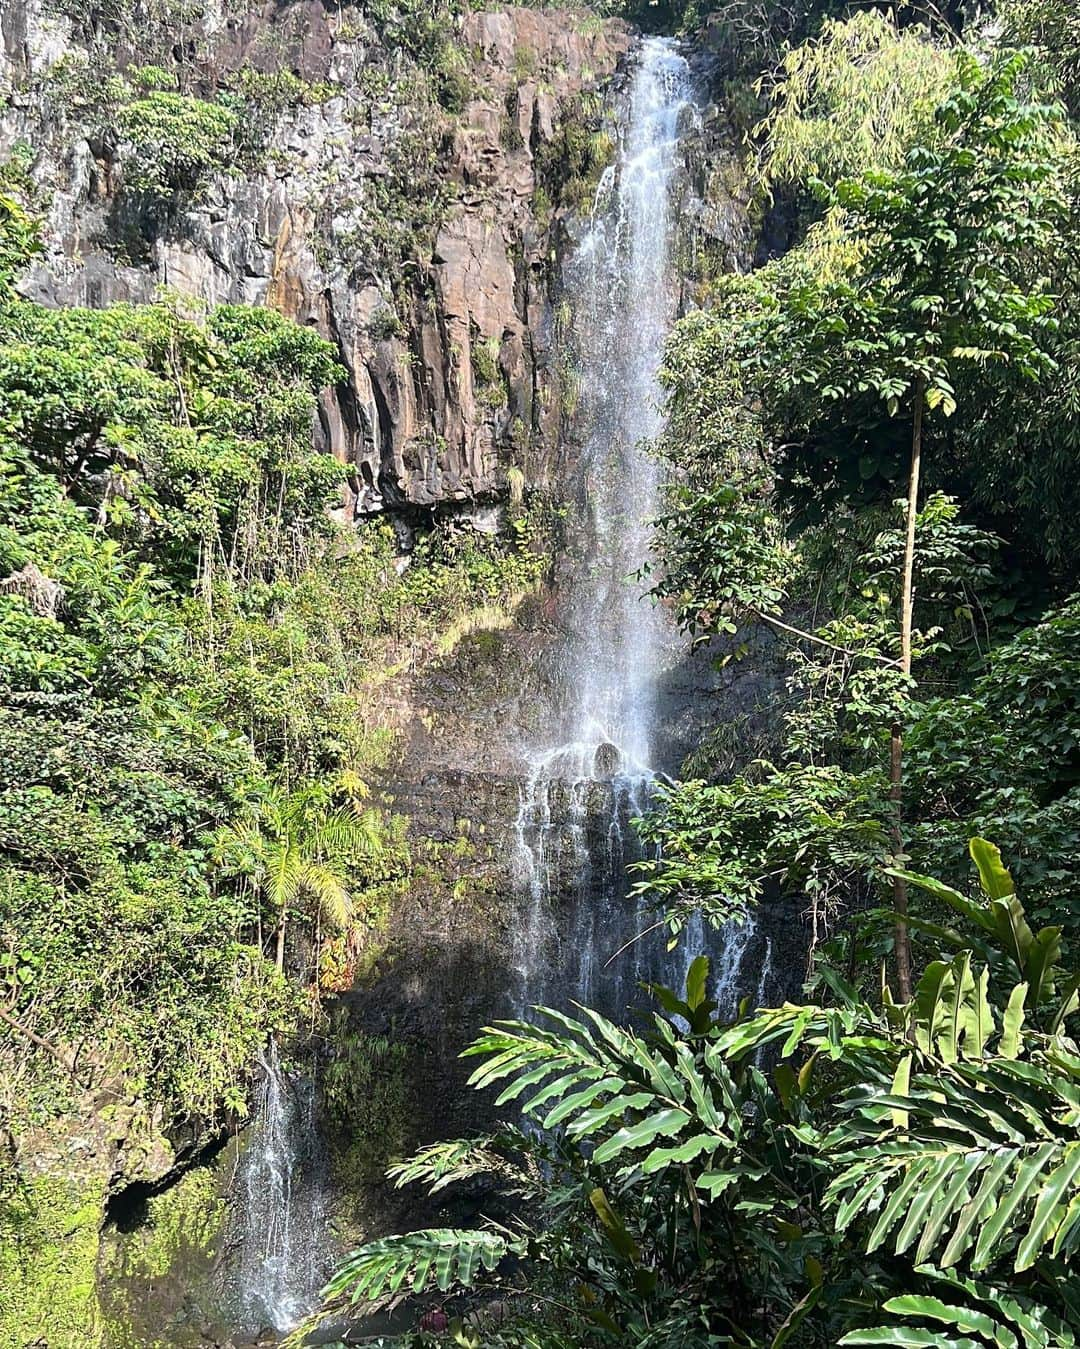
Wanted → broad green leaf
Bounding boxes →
[589,1187,640,1264]
[841,1328,982,1346]
[543,1077,625,1129]
[1024,926,1062,1006]
[999,984,1027,1059]
[969,837,1015,901]
[891,1053,912,1128]
[593,1106,691,1164]
[884,1293,1007,1340]
[914,961,953,1053]
[640,1132,722,1174]
[685,955,710,1011]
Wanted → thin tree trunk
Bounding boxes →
[275,911,287,973]
[0,1005,78,1076]
[890,377,924,1003]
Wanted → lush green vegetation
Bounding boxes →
[319,2,1080,1344]
[321,843,1080,1346]
[7,0,1080,1343]
[0,191,543,1144]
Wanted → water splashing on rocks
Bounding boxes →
[225,1042,332,1337]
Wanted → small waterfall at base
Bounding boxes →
[512,38,760,1020]
[225,1042,332,1338]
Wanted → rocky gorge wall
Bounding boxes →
[1,0,632,520]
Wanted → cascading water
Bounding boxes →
[513,39,731,1018]
[225,1042,332,1337]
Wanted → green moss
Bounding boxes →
[324,1023,413,1182]
[97,1164,228,1349]
[535,92,615,215]
[0,1172,106,1348]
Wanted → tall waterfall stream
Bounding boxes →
[512,38,771,1020]
[228,37,773,1339]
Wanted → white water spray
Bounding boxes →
[512,40,696,1016]
[227,1043,331,1335]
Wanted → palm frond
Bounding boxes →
[266,841,302,913]
[300,861,353,930]
[323,1227,527,1308]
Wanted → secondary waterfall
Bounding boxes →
[225,1042,331,1336]
[513,39,711,1018]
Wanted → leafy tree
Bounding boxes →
[653,54,1068,997]
[212,781,391,972]
[996,0,1080,116]
[765,52,1064,994]
[751,10,957,193]
[117,90,238,197]
[903,596,1080,933]
[0,194,39,292]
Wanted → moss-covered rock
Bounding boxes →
[0,1171,106,1348]
[97,1163,230,1349]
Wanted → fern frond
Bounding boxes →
[387,1136,530,1196]
[323,1227,527,1307]
[840,1264,1078,1348]
[827,1052,1080,1272]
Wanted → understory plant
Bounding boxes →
[313,840,1080,1347]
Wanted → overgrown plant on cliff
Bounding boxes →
[212,780,397,972]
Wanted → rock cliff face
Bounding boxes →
[1,0,630,520]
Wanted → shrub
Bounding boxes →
[118,91,237,198]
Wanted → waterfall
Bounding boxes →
[226,1042,331,1336]
[513,39,719,1019]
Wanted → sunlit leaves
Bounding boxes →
[325,1228,526,1307]
[753,11,957,193]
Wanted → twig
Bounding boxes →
[0,1006,78,1077]
[604,917,669,967]
[749,607,901,668]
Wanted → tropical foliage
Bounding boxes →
[318,842,1080,1346]
[310,5,1080,1344]
[8,0,1080,1344]
[645,23,1080,975]
[0,193,544,1137]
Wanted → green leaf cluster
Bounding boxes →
[320,843,1080,1347]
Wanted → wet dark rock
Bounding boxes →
[593,740,621,776]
